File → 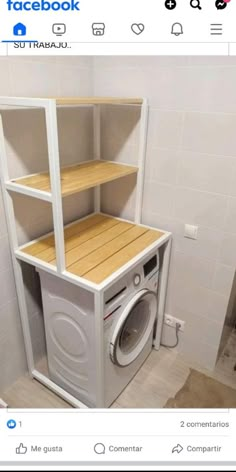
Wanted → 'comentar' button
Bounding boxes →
[109,445,143,453]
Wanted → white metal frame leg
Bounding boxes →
[94,291,105,407]
[154,237,172,350]
[45,101,65,274]
[135,99,149,224]
[93,104,101,213]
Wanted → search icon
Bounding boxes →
[94,443,106,454]
[190,0,202,9]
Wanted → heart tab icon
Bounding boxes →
[131,23,145,35]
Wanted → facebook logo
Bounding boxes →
[6,0,80,10]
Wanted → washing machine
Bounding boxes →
[103,251,159,406]
[38,249,161,408]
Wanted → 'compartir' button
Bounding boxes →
[187,445,222,454]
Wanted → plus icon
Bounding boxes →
[165,0,177,9]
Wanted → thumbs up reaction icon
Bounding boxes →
[16,443,27,454]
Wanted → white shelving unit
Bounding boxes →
[0,96,172,408]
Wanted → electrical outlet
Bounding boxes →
[184,224,198,240]
[164,314,185,332]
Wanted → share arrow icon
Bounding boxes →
[172,444,183,454]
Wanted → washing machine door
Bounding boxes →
[110,289,157,367]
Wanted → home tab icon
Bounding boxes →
[13,23,27,36]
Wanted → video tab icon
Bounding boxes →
[52,23,66,36]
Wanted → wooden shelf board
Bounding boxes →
[21,214,164,284]
[55,97,143,106]
[11,160,138,197]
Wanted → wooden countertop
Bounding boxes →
[21,214,164,284]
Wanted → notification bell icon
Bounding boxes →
[171,22,183,36]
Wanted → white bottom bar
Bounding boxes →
[32,370,89,409]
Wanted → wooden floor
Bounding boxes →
[3,333,236,409]
[12,161,138,198]
[21,214,164,284]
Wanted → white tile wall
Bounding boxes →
[143,182,174,218]
[101,174,137,220]
[100,105,140,165]
[225,197,236,233]
[22,263,46,364]
[172,187,227,230]
[213,264,235,298]
[57,107,93,167]
[0,57,94,392]
[174,225,223,262]
[182,112,236,157]
[0,298,27,391]
[177,152,236,195]
[9,60,61,97]
[145,148,181,185]
[100,105,140,218]
[94,56,236,370]
[220,233,236,267]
